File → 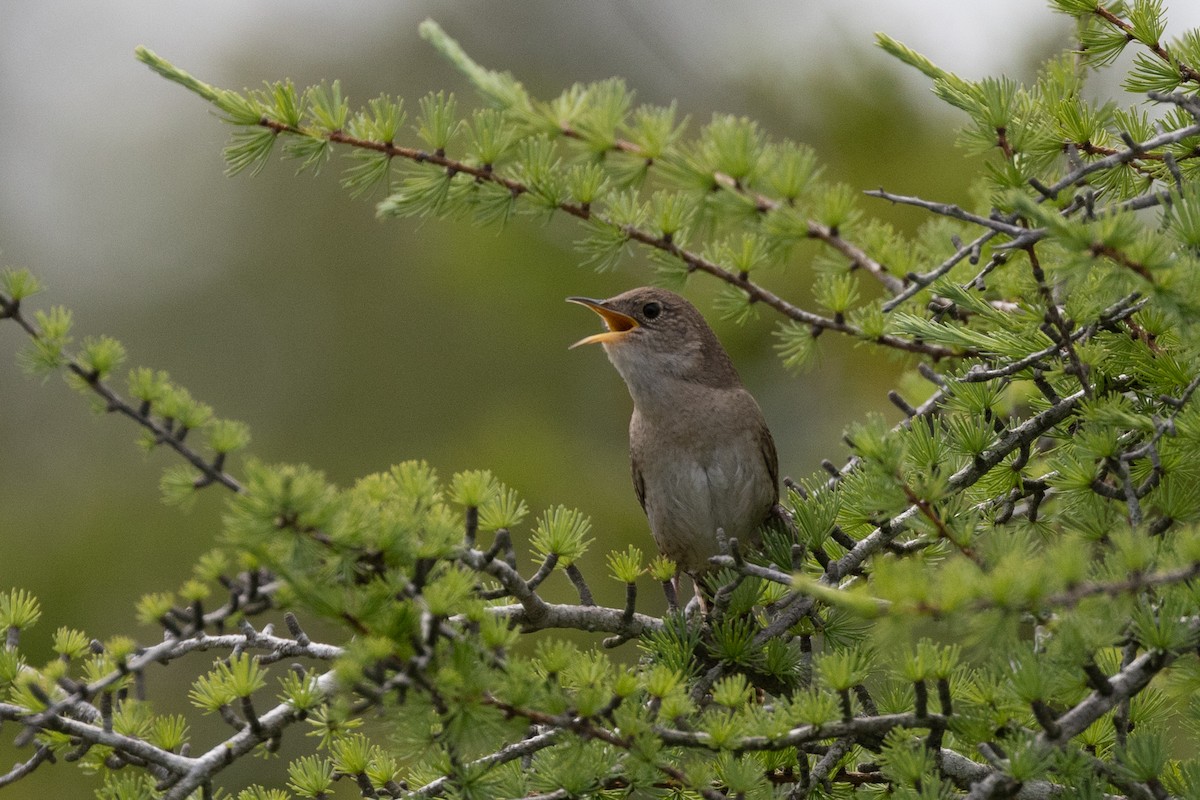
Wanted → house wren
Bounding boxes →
[569,287,779,580]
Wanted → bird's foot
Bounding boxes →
[661,576,680,613]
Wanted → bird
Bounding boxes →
[568,287,779,601]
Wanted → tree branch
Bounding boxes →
[405,730,565,800]
[864,190,1026,237]
[248,121,962,359]
[0,289,243,493]
[478,601,663,636]
[1092,4,1200,86]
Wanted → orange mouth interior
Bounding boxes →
[567,297,639,348]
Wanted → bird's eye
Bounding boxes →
[642,301,662,320]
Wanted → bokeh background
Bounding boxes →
[4,2,1200,795]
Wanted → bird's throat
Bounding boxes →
[604,350,701,419]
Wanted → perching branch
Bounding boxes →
[479,600,663,637]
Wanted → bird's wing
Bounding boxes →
[629,411,649,513]
[759,421,780,501]
[632,458,648,513]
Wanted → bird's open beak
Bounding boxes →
[567,297,639,349]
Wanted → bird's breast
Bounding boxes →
[631,404,775,573]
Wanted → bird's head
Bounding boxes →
[568,287,739,391]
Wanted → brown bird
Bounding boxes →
[569,287,779,593]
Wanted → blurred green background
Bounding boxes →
[5,1,1194,795]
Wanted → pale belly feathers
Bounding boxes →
[636,426,774,573]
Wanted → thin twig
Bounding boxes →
[405,730,564,800]
[0,291,243,493]
[0,746,53,788]
[883,230,998,311]
[865,190,1026,237]
[1093,6,1200,85]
